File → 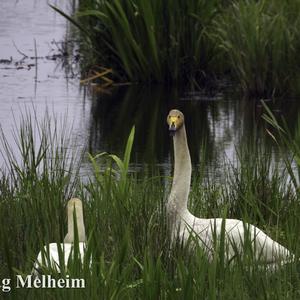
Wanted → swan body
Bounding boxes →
[33,243,86,274]
[167,109,294,267]
[32,198,87,275]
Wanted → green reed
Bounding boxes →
[52,0,219,84]
[211,0,300,97]
[1,111,300,299]
[52,1,300,97]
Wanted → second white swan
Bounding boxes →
[32,198,86,275]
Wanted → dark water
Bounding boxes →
[86,85,300,179]
[1,0,300,181]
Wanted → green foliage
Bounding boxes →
[53,0,219,83]
[1,113,300,299]
[262,101,300,195]
[52,0,300,97]
[212,0,300,97]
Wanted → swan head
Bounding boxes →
[167,109,184,136]
[67,198,83,213]
[64,198,86,243]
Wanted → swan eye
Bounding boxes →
[177,116,180,119]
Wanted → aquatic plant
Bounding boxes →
[52,0,220,84]
[1,111,300,298]
[51,0,300,96]
[212,0,300,97]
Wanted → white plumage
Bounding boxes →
[167,109,294,267]
[32,198,86,275]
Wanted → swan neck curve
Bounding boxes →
[168,124,192,213]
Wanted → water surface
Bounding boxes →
[87,85,300,181]
[0,0,90,171]
[1,0,300,182]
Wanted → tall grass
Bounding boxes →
[212,0,300,97]
[1,111,300,298]
[52,0,300,97]
[0,111,82,298]
[53,0,220,84]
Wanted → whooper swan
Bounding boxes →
[167,109,294,268]
[32,198,86,275]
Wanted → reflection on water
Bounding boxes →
[1,0,300,182]
[0,0,90,171]
[86,85,300,179]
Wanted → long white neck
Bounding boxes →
[64,202,86,243]
[167,124,192,214]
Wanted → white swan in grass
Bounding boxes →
[167,109,294,268]
[32,198,86,275]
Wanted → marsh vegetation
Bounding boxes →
[1,108,300,298]
[53,0,300,97]
[2,0,300,298]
